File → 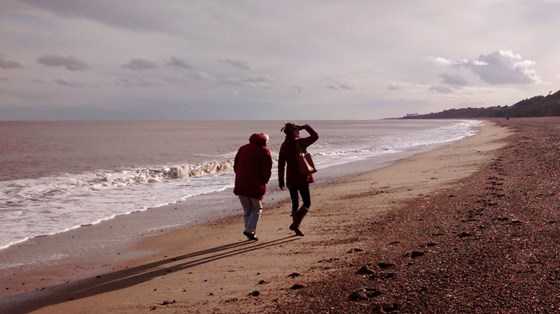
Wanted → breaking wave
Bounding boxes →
[82,159,236,190]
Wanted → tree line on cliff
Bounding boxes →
[403,89,560,119]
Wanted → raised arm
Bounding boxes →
[298,124,319,150]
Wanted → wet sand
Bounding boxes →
[1,118,543,313]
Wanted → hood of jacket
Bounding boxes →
[249,133,268,147]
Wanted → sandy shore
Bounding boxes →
[1,118,537,313]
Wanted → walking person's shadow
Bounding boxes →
[1,235,301,314]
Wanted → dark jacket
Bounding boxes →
[233,133,273,200]
[278,125,319,188]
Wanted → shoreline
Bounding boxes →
[0,134,467,252]
[0,124,466,272]
[0,120,512,313]
[0,119,478,252]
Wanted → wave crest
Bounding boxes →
[166,160,235,178]
[88,160,236,187]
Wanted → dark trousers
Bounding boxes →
[289,185,311,211]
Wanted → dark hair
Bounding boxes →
[281,122,298,140]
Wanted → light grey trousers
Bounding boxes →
[238,196,262,234]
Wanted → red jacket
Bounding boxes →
[233,133,273,200]
[278,125,319,188]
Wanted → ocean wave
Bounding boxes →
[0,119,481,250]
[88,159,236,189]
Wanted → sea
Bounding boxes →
[0,120,481,252]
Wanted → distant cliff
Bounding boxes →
[403,89,560,119]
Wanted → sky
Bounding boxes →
[1,0,559,120]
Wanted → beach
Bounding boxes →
[2,117,559,313]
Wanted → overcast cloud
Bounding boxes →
[37,55,88,71]
[166,57,195,70]
[122,58,158,71]
[221,58,251,71]
[1,0,558,120]
[54,78,82,87]
[0,55,24,69]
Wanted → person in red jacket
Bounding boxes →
[278,123,319,236]
[234,133,273,241]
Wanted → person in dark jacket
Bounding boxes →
[234,133,273,241]
[278,123,319,236]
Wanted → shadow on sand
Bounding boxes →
[1,235,300,313]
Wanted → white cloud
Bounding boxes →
[2,2,558,119]
[190,71,215,81]
[123,58,158,71]
[326,81,353,91]
[427,50,543,95]
[37,55,88,71]
[459,50,542,85]
[0,55,23,69]
[427,57,454,66]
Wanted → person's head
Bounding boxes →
[281,122,300,140]
[249,133,269,147]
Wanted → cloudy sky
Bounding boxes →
[1,1,558,120]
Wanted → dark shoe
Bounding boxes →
[289,225,304,236]
[243,231,258,241]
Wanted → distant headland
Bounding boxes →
[402,89,560,119]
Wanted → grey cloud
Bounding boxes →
[166,57,194,70]
[290,84,305,92]
[327,81,353,91]
[54,78,82,87]
[429,73,467,94]
[221,58,251,70]
[191,71,216,81]
[225,74,273,88]
[429,85,454,94]
[439,73,468,87]
[387,82,402,91]
[0,55,23,69]
[37,55,88,71]
[459,50,541,85]
[113,77,159,88]
[123,58,158,71]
